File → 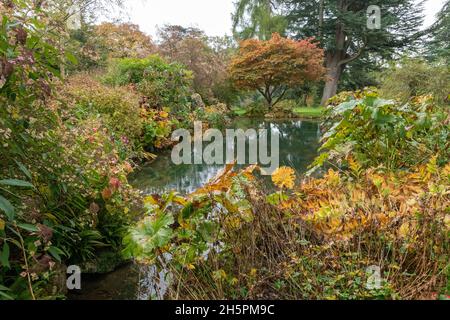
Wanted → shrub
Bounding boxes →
[274,99,298,112]
[194,103,231,129]
[0,2,141,299]
[103,56,156,85]
[92,23,156,60]
[229,33,325,110]
[103,55,193,114]
[379,58,450,105]
[53,119,141,249]
[311,89,450,173]
[141,109,178,150]
[55,75,143,157]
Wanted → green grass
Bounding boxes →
[293,107,325,118]
[231,107,249,116]
[231,106,325,118]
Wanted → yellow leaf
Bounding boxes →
[213,269,227,281]
[159,111,169,118]
[173,196,187,206]
[443,163,450,177]
[272,166,296,190]
[0,218,5,231]
[144,195,158,206]
[399,222,410,238]
[348,156,362,175]
[325,169,340,187]
[186,264,196,270]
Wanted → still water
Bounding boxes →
[69,118,321,300]
[131,118,321,195]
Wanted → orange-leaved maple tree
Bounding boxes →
[229,33,325,109]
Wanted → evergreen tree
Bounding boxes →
[281,0,425,105]
[427,0,450,63]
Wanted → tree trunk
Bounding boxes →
[320,52,344,106]
[320,8,347,106]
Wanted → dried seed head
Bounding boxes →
[15,27,28,45]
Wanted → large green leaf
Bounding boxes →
[334,100,360,114]
[0,195,15,221]
[47,246,64,262]
[0,284,11,291]
[0,242,10,268]
[128,213,175,260]
[0,179,34,188]
[15,161,32,180]
[0,290,14,300]
[17,223,40,232]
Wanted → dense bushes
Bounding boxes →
[194,103,231,129]
[56,75,143,148]
[124,160,449,300]
[379,58,450,105]
[103,55,193,114]
[101,54,230,139]
[0,2,141,299]
[124,90,449,300]
[312,89,450,172]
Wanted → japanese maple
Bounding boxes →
[229,33,325,109]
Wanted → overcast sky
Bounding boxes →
[116,0,446,39]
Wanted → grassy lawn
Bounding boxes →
[293,107,325,118]
[232,107,249,116]
[231,106,325,118]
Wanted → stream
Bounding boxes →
[69,118,321,300]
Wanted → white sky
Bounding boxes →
[422,0,447,26]
[119,0,235,38]
[116,0,446,39]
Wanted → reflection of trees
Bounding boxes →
[265,120,321,173]
[132,158,224,195]
[132,119,321,195]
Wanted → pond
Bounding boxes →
[69,118,321,300]
[131,118,322,194]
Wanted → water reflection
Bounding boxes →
[131,118,321,195]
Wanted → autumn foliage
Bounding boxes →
[229,33,325,108]
[93,23,156,59]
